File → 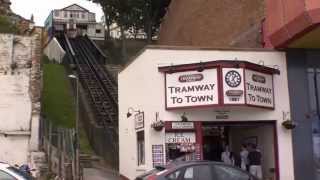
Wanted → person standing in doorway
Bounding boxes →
[248,143,262,179]
[240,144,249,171]
[221,145,235,165]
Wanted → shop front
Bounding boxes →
[118,47,294,180]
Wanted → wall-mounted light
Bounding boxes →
[197,61,205,72]
[168,63,175,74]
[181,112,188,122]
[233,58,241,68]
[127,107,141,118]
[258,60,265,66]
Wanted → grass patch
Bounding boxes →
[42,57,75,128]
[79,127,94,154]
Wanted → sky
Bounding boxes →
[10,0,104,26]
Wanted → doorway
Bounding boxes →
[202,121,278,180]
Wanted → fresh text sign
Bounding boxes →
[245,69,274,108]
[166,69,218,109]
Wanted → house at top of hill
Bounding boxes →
[44,4,104,40]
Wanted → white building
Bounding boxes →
[118,47,294,180]
[109,23,146,39]
[44,4,105,40]
[0,33,42,174]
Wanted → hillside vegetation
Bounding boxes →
[0,15,18,34]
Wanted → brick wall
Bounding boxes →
[158,0,265,48]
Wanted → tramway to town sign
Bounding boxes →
[165,67,275,109]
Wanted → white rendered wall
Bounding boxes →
[44,37,65,63]
[0,34,37,165]
[119,48,294,180]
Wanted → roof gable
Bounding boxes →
[62,4,89,12]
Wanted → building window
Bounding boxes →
[137,131,145,166]
[307,68,320,177]
[54,11,59,17]
[76,13,79,18]
[70,13,73,18]
[81,13,85,19]
[96,29,101,34]
[64,11,67,18]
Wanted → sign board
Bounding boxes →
[245,69,274,108]
[166,69,218,109]
[222,68,245,104]
[165,132,196,144]
[171,122,195,129]
[134,112,144,130]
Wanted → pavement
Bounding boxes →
[83,167,120,180]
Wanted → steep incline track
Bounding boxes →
[58,35,118,128]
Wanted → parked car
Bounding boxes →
[0,162,34,180]
[135,160,258,180]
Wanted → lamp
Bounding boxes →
[168,63,175,74]
[68,74,80,180]
[181,112,188,122]
[127,107,141,118]
[197,61,205,72]
[233,58,241,68]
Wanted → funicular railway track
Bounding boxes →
[59,35,118,128]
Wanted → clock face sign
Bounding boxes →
[225,70,242,87]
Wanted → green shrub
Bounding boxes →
[0,15,18,34]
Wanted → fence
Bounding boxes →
[40,118,81,180]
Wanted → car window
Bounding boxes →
[0,170,16,180]
[213,165,251,180]
[183,165,213,180]
[167,169,182,180]
[7,167,33,180]
[183,167,193,179]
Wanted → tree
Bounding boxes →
[135,0,171,43]
[0,15,18,34]
[87,0,171,42]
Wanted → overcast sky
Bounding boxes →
[10,0,104,26]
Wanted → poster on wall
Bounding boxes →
[165,69,219,109]
[245,69,274,108]
[222,68,245,104]
[134,112,144,130]
[152,145,164,167]
[165,132,196,144]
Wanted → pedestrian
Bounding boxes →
[240,144,249,171]
[248,143,263,179]
[221,145,235,165]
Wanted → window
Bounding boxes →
[96,29,101,34]
[70,13,73,18]
[0,170,16,180]
[184,167,194,180]
[81,13,85,19]
[54,11,59,17]
[307,68,320,177]
[64,11,67,18]
[76,13,79,18]
[213,165,250,180]
[167,170,182,180]
[137,131,145,166]
[183,165,213,180]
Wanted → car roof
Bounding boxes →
[0,162,10,168]
[168,160,226,167]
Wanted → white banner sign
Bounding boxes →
[166,69,218,109]
[165,132,196,144]
[222,68,245,104]
[172,122,195,129]
[134,112,144,130]
[245,69,274,108]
